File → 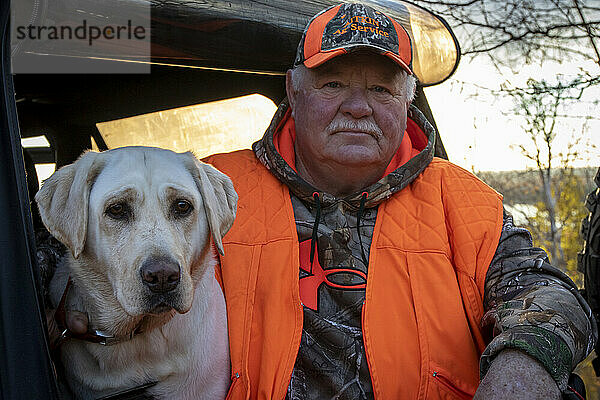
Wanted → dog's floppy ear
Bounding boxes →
[35,151,104,259]
[186,154,237,256]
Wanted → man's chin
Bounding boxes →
[328,146,380,166]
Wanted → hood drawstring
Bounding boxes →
[310,192,321,265]
[357,192,369,267]
[310,191,369,267]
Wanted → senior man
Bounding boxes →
[205,3,596,399]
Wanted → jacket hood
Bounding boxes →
[253,98,436,208]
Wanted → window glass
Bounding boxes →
[21,135,50,148]
[96,93,277,158]
[34,164,56,184]
[21,135,55,186]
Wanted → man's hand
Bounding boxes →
[474,349,561,400]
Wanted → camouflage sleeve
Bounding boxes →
[479,210,597,392]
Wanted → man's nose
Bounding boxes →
[340,88,372,119]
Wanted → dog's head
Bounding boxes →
[35,147,237,317]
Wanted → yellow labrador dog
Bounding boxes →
[35,147,236,400]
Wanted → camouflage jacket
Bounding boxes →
[253,99,597,396]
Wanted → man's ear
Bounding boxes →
[186,154,238,256]
[285,69,296,117]
[35,151,104,258]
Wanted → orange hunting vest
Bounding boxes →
[205,150,504,400]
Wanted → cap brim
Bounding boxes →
[304,46,412,75]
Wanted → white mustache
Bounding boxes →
[325,118,383,139]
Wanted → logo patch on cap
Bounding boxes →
[322,4,399,55]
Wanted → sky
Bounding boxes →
[423,54,600,172]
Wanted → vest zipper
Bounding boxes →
[432,371,472,399]
[361,298,378,398]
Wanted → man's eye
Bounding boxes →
[172,199,193,217]
[106,203,130,220]
[371,85,390,93]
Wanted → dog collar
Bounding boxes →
[53,277,144,348]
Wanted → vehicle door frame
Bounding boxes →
[0,0,59,398]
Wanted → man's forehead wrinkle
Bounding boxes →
[313,61,342,76]
[312,57,401,85]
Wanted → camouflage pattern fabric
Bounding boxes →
[254,99,597,396]
[285,193,376,399]
[320,4,399,53]
[481,212,597,391]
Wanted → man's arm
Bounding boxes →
[478,211,597,395]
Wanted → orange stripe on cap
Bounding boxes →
[387,14,412,71]
[304,48,347,68]
[383,51,412,75]
[303,5,343,65]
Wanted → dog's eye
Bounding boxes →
[172,199,193,217]
[106,203,129,220]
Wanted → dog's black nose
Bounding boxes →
[140,258,180,293]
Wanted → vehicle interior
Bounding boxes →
[2,0,459,397]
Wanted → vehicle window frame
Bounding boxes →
[0,0,59,397]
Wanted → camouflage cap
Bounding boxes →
[294,3,412,74]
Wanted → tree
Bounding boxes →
[413,0,600,132]
[413,0,600,79]
[506,78,584,270]
[526,175,588,284]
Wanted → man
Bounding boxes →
[51,3,595,399]
[204,3,596,399]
